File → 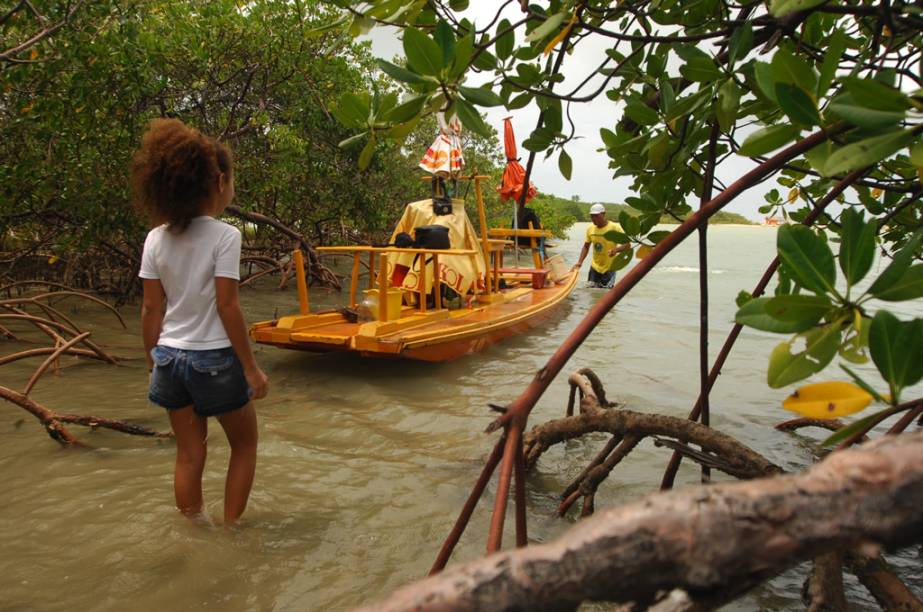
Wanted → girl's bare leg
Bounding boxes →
[216,401,258,524]
[168,406,208,516]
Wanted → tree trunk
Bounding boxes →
[358,432,923,611]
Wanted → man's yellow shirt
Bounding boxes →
[585,220,624,273]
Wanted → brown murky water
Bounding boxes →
[2,225,920,611]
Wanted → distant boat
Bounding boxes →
[249,176,577,362]
[763,215,785,226]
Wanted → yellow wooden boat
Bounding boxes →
[249,176,578,362]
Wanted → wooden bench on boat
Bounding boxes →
[497,267,549,289]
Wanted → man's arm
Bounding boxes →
[573,242,591,270]
[141,279,165,372]
[215,277,269,400]
[607,243,631,257]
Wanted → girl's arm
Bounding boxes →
[141,279,165,372]
[215,277,269,399]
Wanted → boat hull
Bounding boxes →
[250,270,578,362]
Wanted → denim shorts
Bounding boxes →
[149,345,251,417]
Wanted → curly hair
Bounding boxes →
[130,118,233,233]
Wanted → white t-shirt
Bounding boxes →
[139,216,241,350]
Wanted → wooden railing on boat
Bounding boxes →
[309,245,478,321]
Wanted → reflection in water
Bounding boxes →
[2,225,920,611]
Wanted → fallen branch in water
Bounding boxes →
[523,369,782,517]
[361,432,923,611]
[0,385,171,445]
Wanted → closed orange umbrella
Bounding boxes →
[497,117,536,203]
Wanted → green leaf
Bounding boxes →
[609,247,633,272]
[727,22,753,66]
[737,124,801,157]
[753,61,778,104]
[910,141,923,166]
[453,97,490,137]
[666,87,711,121]
[838,208,877,286]
[771,48,818,95]
[828,102,905,130]
[624,100,659,126]
[776,83,821,126]
[869,311,923,398]
[823,129,916,177]
[496,19,514,60]
[522,126,553,152]
[680,56,722,82]
[508,92,532,110]
[383,94,427,123]
[645,131,670,169]
[777,225,837,295]
[764,294,833,331]
[647,230,670,244]
[818,29,847,97]
[338,131,368,149]
[804,141,832,173]
[868,231,922,297]
[331,92,369,128]
[526,12,566,42]
[819,410,885,447]
[716,79,740,133]
[403,27,443,77]
[841,76,909,112]
[600,127,619,149]
[770,0,828,17]
[558,149,572,180]
[735,297,817,333]
[448,0,468,9]
[874,265,923,301]
[449,35,474,80]
[840,364,887,404]
[839,314,871,364]
[378,59,429,85]
[472,49,497,71]
[458,85,504,107]
[434,21,455,68]
[358,135,376,170]
[626,195,660,212]
[601,230,630,244]
[767,323,842,388]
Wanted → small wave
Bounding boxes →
[659,265,725,274]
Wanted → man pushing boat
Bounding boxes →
[572,203,630,289]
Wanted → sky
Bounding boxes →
[365,6,768,221]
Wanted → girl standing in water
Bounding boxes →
[132,118,269,524]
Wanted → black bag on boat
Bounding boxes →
[392,232,414,248]
[413,225,450,250]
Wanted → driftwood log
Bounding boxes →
[359,432,923,611]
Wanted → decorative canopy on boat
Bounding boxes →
[419,112,464,177]
[497,117,537,204]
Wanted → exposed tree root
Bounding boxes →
[524,370,782,518]
[0,386,170,445]
[0,285,170,445]
[845,550,923,611]
[361,432,923,612]
[802,552,848,612]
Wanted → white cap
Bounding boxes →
[589,203,605,215]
